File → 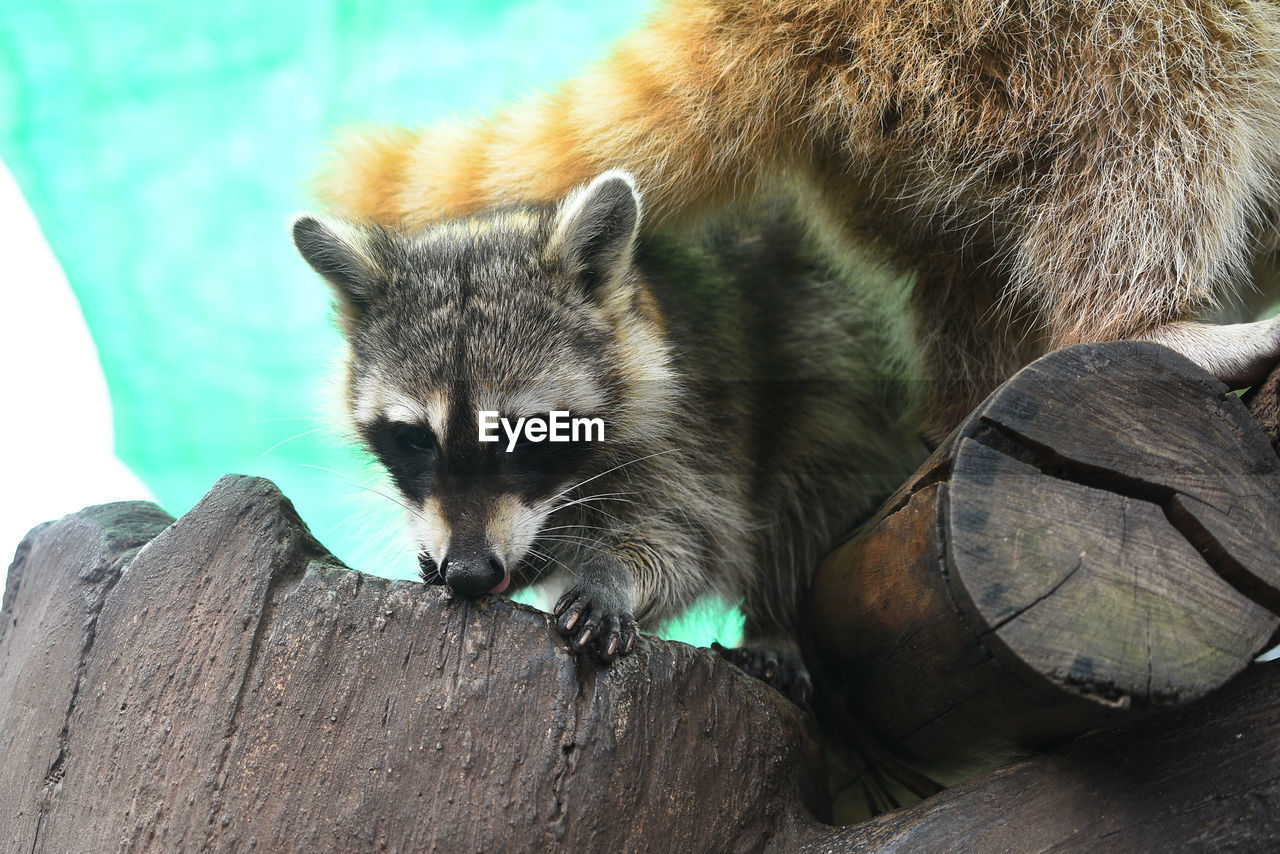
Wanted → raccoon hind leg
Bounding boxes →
[712,640,813,706]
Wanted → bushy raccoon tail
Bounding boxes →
[316,0,813,228]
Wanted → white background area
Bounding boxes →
[0,159,153,598]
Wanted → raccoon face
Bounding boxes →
[294,171,648,597]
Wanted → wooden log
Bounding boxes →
[1244,360,1280,453]
[4,471,1280,851]
[0,501,173,852]
[794,660,1280,852]
[808,341,1280,786]
[0,476,826,854]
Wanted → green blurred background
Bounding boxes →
[0,0,741,646]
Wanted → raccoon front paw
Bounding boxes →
[712,642,813,706]
[553,583,639,664]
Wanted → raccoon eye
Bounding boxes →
[509,435,589,477]
[395,424,437,454]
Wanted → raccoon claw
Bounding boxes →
[712,642,813,706]
[554,585,638,664]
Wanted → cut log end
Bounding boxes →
[811,342,1280,785]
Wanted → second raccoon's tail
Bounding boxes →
[317,0,818,228]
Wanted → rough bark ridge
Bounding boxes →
[0,501,173,852]
[0,476,825,854]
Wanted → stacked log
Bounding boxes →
[809,343,1280,788]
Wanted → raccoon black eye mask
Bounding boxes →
[293,170,923,701]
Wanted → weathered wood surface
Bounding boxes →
[3,470,1280,852]
[0,501,174,851]
[1244,360,1280,452]
[0,476,826,854]
[796,660,1280,853]
[809,342,1280,785]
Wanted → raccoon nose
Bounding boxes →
[441,551,508,597]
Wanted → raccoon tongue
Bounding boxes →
[489,571,511,595]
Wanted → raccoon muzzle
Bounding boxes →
[442,550,509,597]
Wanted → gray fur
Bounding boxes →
[294,171,926,682]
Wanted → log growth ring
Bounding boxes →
[945,342,1280,709]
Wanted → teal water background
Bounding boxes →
[0,1,741,646]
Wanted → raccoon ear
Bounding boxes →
[546,169,641,292]
[291,214,383,317]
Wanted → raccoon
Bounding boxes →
[319,0,1280,441]
[292,171,924,698]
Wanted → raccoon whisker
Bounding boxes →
[515,494,638,533]
[417,550,444,584]
[525,546,579,581]
[553,494,644,512]
[536,531,605,544]
[560,490,640,501]
[515,493,638,527]
[551,496,644,520]
[529,452,679,531]
[536,523,623,534]
[259,426,326,459]
[298,463,428,522]
[534,534,614,556]
[562,494,643,504]
[533,547,606,574]
[551,491,645,511]
[541,449,680,507]
[547,501,630,529]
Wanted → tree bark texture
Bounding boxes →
[0,477,825,853]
